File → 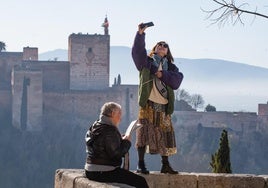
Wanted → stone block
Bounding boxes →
[258,175,268,188]
[55,169,134,188]
[197,173,266,188]
[142,172,197,188]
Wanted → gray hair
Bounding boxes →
[100,102,121,117]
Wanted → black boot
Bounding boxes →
[137,160,149,174]
[161,156,178,174]
[136,147,149,174]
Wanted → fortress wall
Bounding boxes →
[11,69,43,131]
[0,90,11,123]
[110,85,139,123]
[22,61,70,91]
[174,111,258,132]
[258,103,268,125]
[43,85,138,131]
[23,47,38,61]
[259,103,268,116]
[0,52,23,89]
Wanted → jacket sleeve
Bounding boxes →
[105,129,131,159]
[160,63,184,90]
[131,32,149,71]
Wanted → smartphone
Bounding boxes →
[140,22,154,29]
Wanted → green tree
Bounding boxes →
[117,74,121,85]
[21,77,30,131]
[205,104,216,112]
[0,41,6,52]
[210,129,232,173]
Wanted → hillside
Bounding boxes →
[39,47,268,112]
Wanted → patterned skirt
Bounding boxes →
[135,100,177,156]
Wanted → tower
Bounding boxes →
[11,66,43,131]
[69,17,110,90]
[23,47,38,61]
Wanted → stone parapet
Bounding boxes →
[55,169,268,188]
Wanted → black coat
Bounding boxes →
[85,121,131,167]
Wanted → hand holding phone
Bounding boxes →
[139,22,154,29]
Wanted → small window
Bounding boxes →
[88,48,92,53]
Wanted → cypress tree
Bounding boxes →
[21,77,28,131]
[210,129,232,173]
[117,74,121,85]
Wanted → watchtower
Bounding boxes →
[23,47,38,61]
[11,66,43,131]
[69,17,110,90]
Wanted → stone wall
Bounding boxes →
[43,85,138,130]
[258,102,268,125]
[55,169,268,188]
[174,111,258,132]
[259,102,268,116]
[69,33,110,90]
[23,47,38,61]
[11,68,43,131]
[21,61,70,91]
[0,90,11,122]
[0,52,23,89]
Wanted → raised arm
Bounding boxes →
[132,24,153,71]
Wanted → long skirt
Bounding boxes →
[135,100,177,156]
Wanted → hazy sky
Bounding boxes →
[2,0,268,68]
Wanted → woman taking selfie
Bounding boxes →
[131,23,184,174]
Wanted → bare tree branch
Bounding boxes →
[202,0,268,27]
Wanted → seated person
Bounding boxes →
[84,102,149,188]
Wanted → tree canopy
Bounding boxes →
[205,104,216,112]
[0,41,6,52]
[210,129,232,173]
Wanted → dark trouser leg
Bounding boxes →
[161,156,178,174]
[137,146,149,174]
[138,146,146,161]
[85,168,149,188]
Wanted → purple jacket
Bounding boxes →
[131,32,183,90]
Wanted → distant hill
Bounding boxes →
[39,47,268,112]
[39,49,68,61]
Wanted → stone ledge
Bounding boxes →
[54,169,268,188]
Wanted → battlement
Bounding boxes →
[55,169,268,188]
